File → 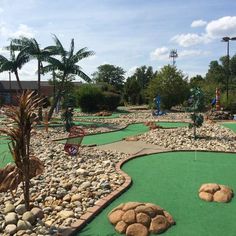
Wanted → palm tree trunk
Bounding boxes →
[23,171,30,210]
[14,70,23,92]
[23,130,31,211]
[48,76,65,121]
[37,60,43,121]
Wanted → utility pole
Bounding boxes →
[169,49,178,66]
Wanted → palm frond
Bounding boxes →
[51,34,66,57]
[73,67,92,82]
[68,38,75,59]
[74,49,95,61]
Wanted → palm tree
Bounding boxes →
[43,35,94,120]
[9,37,51,120]
[0,45,29,91]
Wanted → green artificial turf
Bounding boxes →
[82,123,149,145]
[222,122,236,133]
[79,151,236,236]
[157,122,188,128]
[74,113,120,119]
[0,136,12,168]
[57,122,188,146]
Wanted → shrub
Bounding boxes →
[101,92,121,111]
[77,84,104,112]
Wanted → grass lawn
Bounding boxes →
[79,151,236,236]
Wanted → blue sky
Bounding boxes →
[0,0,236,81]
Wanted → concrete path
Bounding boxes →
[96,140,170,155]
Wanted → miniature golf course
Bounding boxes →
[78,151,236,236]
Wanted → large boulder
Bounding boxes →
[108,202,175,235]
[126,223,149,236]
[108,209,125,225]
[199,183,233,203]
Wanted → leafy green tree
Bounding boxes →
[123,76,142,104]
[0,45,29,91]
[9,37,51,120]
[205,60,226,88]
[133,65,155,89]
[126,65,156,104]
[189,75,204,88]
[43,35,94,120]
[92,64,125,93]
[230,54,236,87]
[146,65,189,109]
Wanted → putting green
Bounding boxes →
[57,122,188,146]
[221,122,236,133]
[79,151,236,236]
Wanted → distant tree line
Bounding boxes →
[1,35,236,114]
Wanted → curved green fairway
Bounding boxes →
[157,122,188,128]
[57,122,188,146]
[222,122,236,133]
[79,151,236,236]
[82,123,149,145]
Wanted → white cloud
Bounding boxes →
[191,20,207,28]
[12,24,35,38]
[150,47,169,60]
[0,7,4,14]
[171,33,210,47]
[206,16,236,38]
[0,23,35,38]
[179,49,210,58]
[172,16,236,47]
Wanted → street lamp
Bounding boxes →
[221,36,236,106]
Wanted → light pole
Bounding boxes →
[221,36,236,106]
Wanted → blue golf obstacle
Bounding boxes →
[152,95,166,116]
